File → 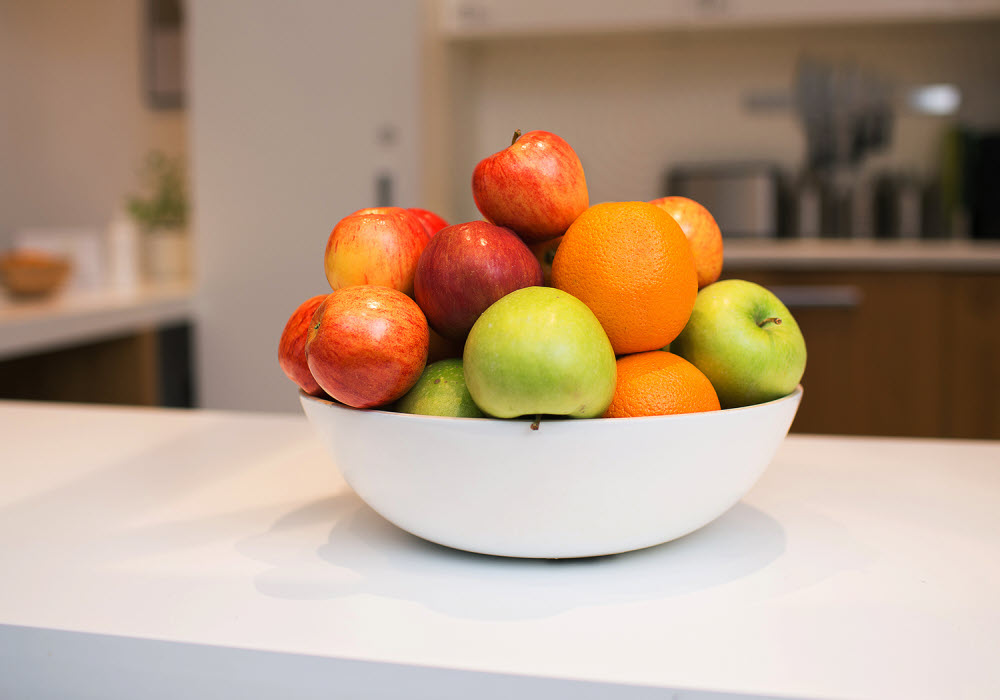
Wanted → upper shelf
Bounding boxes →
[437,0,1000,39]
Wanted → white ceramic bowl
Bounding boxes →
[300,386,802,559]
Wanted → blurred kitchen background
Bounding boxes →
[1,0,998,439]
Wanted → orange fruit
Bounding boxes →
[603,351,720,418]
[551,201,697,355]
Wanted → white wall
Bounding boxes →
[443,20,1000,223]
[0,0,186,246]
[187,1,423,413]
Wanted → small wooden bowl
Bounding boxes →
[0,250,72,298]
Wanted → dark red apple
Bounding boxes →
[407,207,449,238]
[413,220,543,341]
[324,207,430,296]
[278,294,328,397]
[305,285,429,408]
[472,129,589,244]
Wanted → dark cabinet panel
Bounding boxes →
[722,269,998,439]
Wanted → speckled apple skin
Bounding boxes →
[407,207,449,238]
[472,130,589,244]
[414,221,543,341]
[650,196,724,289]
[305,286,430,409]
[278,294,329,397]
[324,207,430,296]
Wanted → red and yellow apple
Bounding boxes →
[277,294,328,397]
[414,221,543,341]
[305,285,430,408]
[324,207,430,296]
[472,130,588,244]
[649,196,723,289]
[407,207,449,238]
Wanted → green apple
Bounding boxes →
[463,287,616,419]
[672,279,806,409]
[394,358,484,418]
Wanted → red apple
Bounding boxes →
[324,207,430,296]
[277,294,328,397]
[472,130,589,244]
[305,285,429,408]
[650,196,724,289]
[414,221,543,341]
[407,207,449,238]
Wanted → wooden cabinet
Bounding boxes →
[0,324,195,408]
[941,274,1000,438]
[722,269,1000,439]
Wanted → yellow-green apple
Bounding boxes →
[414,220,543,341]
[305,285,429,408]
[472,130,588,243]
[394,358,485,418]
[277,294,328,397]
[324,207,430,296]
[528,235,562,287]
[671,279,806,408]
[649,196,723,289]
[463,287,616,419]
[407,207,449,238]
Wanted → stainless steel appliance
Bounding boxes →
[665,163,782,239]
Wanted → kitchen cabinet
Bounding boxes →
[437,0,1000,38]
[0,282,195,407]
[0,324,194,407]
[721,265,1000,439]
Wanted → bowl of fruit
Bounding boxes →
[281,130,806,559]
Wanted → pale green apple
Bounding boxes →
[463,287,616,419]
[394,358,484,418]
[672,279,806,409]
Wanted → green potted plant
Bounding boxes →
[127,151,190,282]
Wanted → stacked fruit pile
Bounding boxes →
[279,130,806,421]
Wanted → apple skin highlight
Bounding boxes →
[306,285,430,409]
[472,130,589,244]
[414,220,543,342]
[324,207,430,296]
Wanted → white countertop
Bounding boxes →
[723,238,1000,271]
[1,400,998,699]
[0,281,195,360]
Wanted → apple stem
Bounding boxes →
[511,129,522,146]
[758,317,783,328]
[530,414,541,431]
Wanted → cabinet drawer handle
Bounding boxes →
[769,285,864,309]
